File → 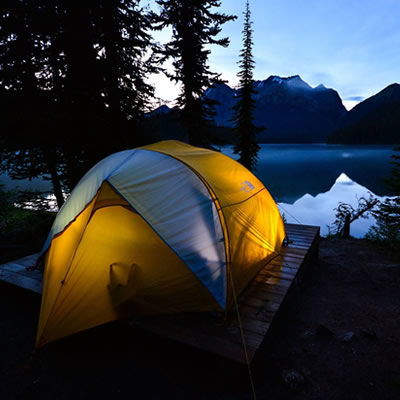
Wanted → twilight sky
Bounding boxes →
[147,0,400,110]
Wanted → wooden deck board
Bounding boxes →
[0,223,319,364]
[0,253,42,293]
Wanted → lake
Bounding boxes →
[1,144,396,238]
[221,144,396,237]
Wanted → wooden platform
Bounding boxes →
[0,252,42,294]
[129,223,320,363]
[0,223,319,364]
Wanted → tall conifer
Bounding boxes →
[369,146,400,245]
[154,0,235,146]
[232,0,261,171]
[0,0,66,208]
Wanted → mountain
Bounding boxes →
[205,75,347,143]
[146,77,399,145]
[146,104,171,117]
[329,83,400,144]
[142,105,235,145]
[204,82,237,127]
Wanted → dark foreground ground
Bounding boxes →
[1,238,399,400]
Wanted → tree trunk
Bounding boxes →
[342,214,351,238]
[43,148,64,209]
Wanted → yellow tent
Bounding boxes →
[36,140,286,347]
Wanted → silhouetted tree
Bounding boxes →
[232,0,261,171]
[0,0,158,207]
[154,0,235,146]
[98,0,158,121]
[0,0,66,207]
[331,194,378,238]
[368,146,400,245]
[385,146,400,194]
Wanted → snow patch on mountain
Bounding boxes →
[284,75,312,91]
[272,76,283,85]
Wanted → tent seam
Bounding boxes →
[218,187,266,210]
[105,149,137,180]
[104,178,226,310]
[37,191,100,346]
[39,150,138,259]
[138,148,230,309]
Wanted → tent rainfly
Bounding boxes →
[36,140,286,347]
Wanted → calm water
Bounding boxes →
[222,144,396,237]
[222,144,394,203]
[1,144,396,237]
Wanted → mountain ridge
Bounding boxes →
[205,75,347,143]
[329,83,400,144]
[146,76,400,144]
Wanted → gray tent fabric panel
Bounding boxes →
[108,149,227,308]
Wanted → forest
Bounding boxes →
[0,0,259,209]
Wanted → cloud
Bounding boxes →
[310,72,332,85]
[345,95,365,101]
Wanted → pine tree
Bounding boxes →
[368,146,400,245]
[232,0,261,172]
[368,147,400,248]
[0,0,66,208]
[58,0,158,188]
[0,0,158,206]
[97,0,158,124]
[154,0,235,146]
[385,145,400,194]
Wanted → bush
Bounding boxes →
[0,185,55,254]
[366,197,400,249]
[365,146,400,249]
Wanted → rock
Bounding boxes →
[316,324,334,337]
[360,328,377,339]
[341,331,355,342]
[281,369,305,391]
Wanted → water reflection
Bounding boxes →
[221,144,394,238]
[222,144,393,203]
[278,173,389,238]
[0,173,52,193]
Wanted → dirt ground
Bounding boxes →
[1,238,399,400]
